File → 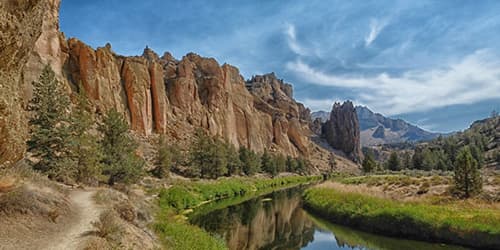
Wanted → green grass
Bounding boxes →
[303,186,500,249]
[155,175,321,250]
[159,176,321,211]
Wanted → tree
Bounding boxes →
[453,147,482,198]
[225,142,242,176]
[387,152,401,171]
[286,155,297,172]
[239,147,260,176]
[261,150,277,176]
[99,109,144,185]
[189,131,228,179]
[401,152,412,169]
[274,154,287,173]
[153,135,174,178]
[362,151,377,173]
[67,84,102,184]
[27,65,71,179]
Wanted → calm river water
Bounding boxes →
[189,186,470,250]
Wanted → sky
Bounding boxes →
[60,0,500,132]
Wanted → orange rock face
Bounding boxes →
[0,0,361,172]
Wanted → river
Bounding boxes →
[189,186,470,250]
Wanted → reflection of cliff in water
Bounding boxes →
[190,188,315,250]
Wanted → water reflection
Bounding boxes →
[190,187,469,250]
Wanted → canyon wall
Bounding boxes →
[0,0,361,172]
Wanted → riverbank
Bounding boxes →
[154,175,321,250]
[303,180,500,249]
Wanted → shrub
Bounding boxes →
[92,210,123,241]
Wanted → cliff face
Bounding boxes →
[322,101,362,162]
[0,0,361,171]
[0,0,62,166]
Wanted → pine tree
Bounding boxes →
[189,131,228,179]
[239,147,260,176]
[67,84,102,184]
[454,147,482,198]
[225,143,242,176]
[27,65,71,179]
[99,109,144,185]
[387,152,401,171]
[261,150,277,176]
[362,151,377,173]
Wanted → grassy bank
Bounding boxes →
[155,175,321,250]
[303,186,500,249]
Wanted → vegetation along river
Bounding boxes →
[189,186,470,250]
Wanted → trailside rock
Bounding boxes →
[323,101,362,162]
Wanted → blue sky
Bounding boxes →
[60,0,500,132]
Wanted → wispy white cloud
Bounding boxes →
[285,23,308,56]
[365,18,389,47]
[287,49,500,115]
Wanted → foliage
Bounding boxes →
[153,135,182,178]
[453,146,482,198]
[303,187,500,249]
[261,150,277,176]
[239,147,260,176]
[66,84,102,184]
[99,109,144,185]
[386,152,401,171]
[189,130,228,179]
[362,150,377,173]
[27,65,71,179]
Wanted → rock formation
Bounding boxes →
[322,101,362,162]
[0,0,361,172]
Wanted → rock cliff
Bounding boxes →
[0,0,361,172]
[322,101,362,162]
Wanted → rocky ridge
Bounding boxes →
[0,0,360,172]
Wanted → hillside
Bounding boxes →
[312,106,440,146]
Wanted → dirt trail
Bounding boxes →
[46,188,102,250]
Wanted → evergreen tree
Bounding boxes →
[295,157,308,174]
[453,147,482,198]
[27,65,71,179]
[67,84,102,184]
[99,109,144,185]
[362,151,377,173]
[274,154,287,173]
[286,155,297,172]
[189,131,228,179]
[402,152,412,169]
[261,150,277,176]
[239,147,260,176]
[153,135,173,178]
[225,143,242,176]
[387,152,401,171]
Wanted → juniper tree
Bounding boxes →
[362,151,377,173]
[99,109,144,185]
[189,131,228,179]
[387,152,401,171]
[454,146,482,198]
[286,155,297,172]
[67,84,102,184]
[27,65,71,178]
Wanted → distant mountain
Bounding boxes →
[312,106,441,146]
